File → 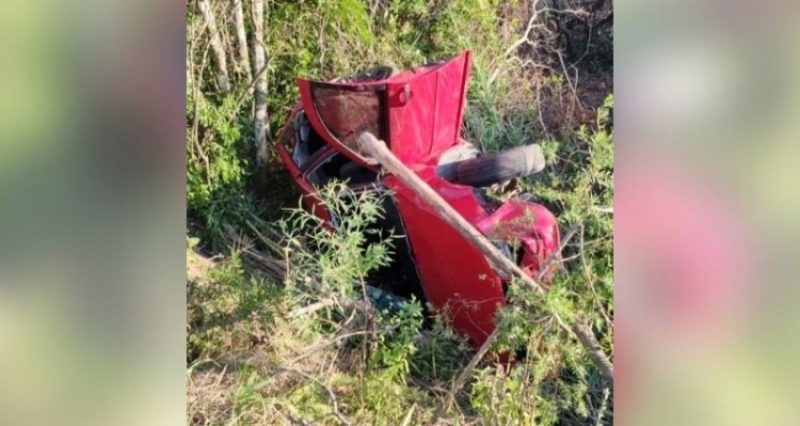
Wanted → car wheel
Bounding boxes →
[452,144,545,187]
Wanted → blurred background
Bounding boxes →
[616,0,800,424]
[0,0,797,424]
[0,0,185,424]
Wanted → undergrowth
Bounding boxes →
[187,1,613,424]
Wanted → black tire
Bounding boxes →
[452,144,545,187]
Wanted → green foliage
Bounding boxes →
[233,368,271,420]
[278,182,395,300]
[186,92,260,251]
[470,363,559,425]
[523,96,615,336]
[372,300,423,383]
[186,250,280,361]
[409,312,472,384]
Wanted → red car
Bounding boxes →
[276,51,560,347]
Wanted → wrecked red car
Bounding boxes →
[276,51,560,347]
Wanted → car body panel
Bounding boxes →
[276,50,561,347]
[297,51,472,167]
[275,108,335,223]
[476,201,561,279]
[384,171,506,346]
[385,165,560,346]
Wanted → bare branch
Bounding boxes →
[536,225,580,282]
[357,132,613,384]
[557,50,584,110]
[288,298,338,318]
[503,0,543,58]
[439,327,500,416]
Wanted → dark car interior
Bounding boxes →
[290,111,378,187]
[288,112,325,169]
[307,152,378,187]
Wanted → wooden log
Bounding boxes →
[358,132,545,292]
[357,131,613,383]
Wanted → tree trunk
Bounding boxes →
[232,0,251,79]
[252,0,269,164]
[197,0,230,92]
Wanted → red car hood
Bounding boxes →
[297,51,472,168]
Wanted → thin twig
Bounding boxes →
[229,57,271,121]
[400,403,417,426]
[245,219,284,256]
[579,225,612,326]
[540,6,591,17]
[537,225,580,282]
[557,50,584,110]
[503,0,543,57]
[288,298,338,318]
[535,82,550,137]
[593,387,611,426]
[437,327,501,418]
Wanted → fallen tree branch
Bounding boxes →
[357,131,613,385]
[288,298,338,318]
[573,323,614,381]
[439,326,500,416]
